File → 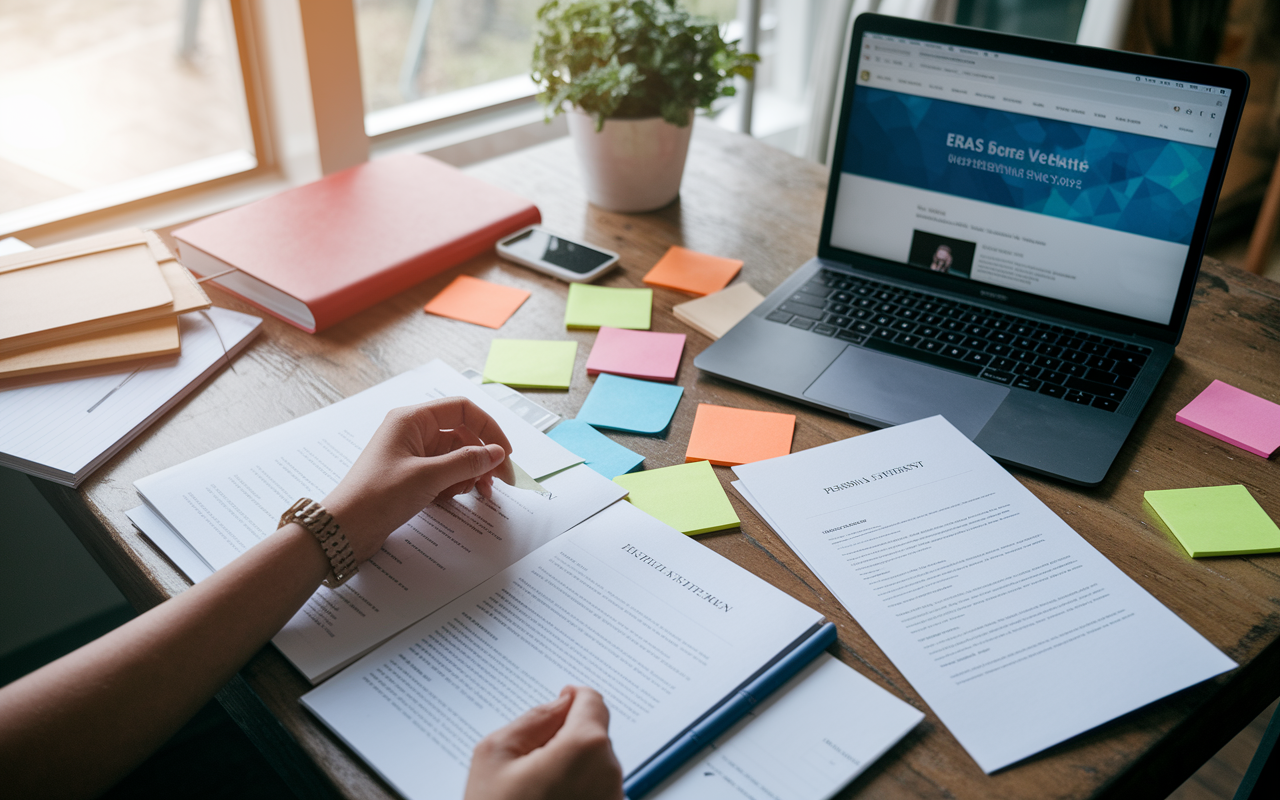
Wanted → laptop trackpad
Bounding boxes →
[804,346,1008,439]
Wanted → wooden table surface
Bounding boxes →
[37,122,1280,800]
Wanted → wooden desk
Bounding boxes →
[37,122,1280,800]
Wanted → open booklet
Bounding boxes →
[133,359,623,683]
[732,415,1237,773]
[301,499,859,800]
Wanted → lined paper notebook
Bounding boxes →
[0,307,262,486]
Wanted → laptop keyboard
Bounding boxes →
[765,270,1151,412]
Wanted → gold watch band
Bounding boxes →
[279,498,358,588]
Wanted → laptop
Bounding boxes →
[695,13,1248,485]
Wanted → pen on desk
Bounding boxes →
[622,620,838,799]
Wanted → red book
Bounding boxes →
[172,153,540,333]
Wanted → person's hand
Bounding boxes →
[320,397,516,561]
[464,686,624,800]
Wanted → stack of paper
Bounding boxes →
[0,229,210,384]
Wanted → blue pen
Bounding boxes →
[623,621,838,799]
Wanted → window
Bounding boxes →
[0,0,264,236]
[0,0,793,241]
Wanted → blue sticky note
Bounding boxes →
[576,374,684,434]
[547,419,645,480]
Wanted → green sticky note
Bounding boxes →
[483,339,577,389]
[1144,485,1280,557]
[614,460,740,536]
[565,284,653,330]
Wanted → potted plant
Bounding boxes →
[532,0,757,212]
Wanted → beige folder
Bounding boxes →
[0,317,181,384]
[0,229,209,355]
[0,257,209,382]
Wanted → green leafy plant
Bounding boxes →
[532,0,758,131]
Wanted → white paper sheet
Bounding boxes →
[651,652,923,800]
[302,500,824,800]
[133,360,609,682]
[127,503,214,583]
[0,307,261,486]
[732,416,1235,773]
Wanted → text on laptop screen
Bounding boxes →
[830,32,1232,326]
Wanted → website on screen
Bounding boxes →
[830,34,1230,325]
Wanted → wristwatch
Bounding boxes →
[279,498,358,588]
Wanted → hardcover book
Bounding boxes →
[173,153,540,333]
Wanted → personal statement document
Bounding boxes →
[302,500,825,800]
[733,416,1235,773]
[651,652,923,800]
[134,360,625,682]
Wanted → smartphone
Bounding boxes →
[496,226,620,283]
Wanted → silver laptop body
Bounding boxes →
[695,13,1248,485]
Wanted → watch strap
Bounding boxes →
[279,498,358,588]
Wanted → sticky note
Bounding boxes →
[1176,380,1280,458]
[1144,485,1280,557]
[643,246,743,296]
[672,282,765,339]
[482,340,577,389]
[547,419,644,479]
[576,373,683,434]
[423,275,531,328]
[686,404,795,466]
[509,459,550,494]
[565,283,652,330]
[614,460,740,535]
[585,327,686,382]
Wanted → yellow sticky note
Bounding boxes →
[483,339,577,389]
[1144,485,1280,557]
[565,283,652,330]
[613,460,740,536]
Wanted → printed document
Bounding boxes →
[302,500,824,800]
[733,416,1235,772]
[651,652,923,800]
[134,360,622,682]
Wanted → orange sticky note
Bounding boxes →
[424,275,531,328]
[643,246,743,296]
[685,404,795,466]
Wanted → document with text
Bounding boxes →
[302,500,826,800]
[650,652,923,800]
[134,360,622,682]
[732,416,1235,773]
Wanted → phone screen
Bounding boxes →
[503,229,613,274]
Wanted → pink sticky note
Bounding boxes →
[585,327,686,382]
[1175,380,1280,458]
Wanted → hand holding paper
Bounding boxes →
[321,397,516,560]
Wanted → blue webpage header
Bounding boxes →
[843,88,1215,245]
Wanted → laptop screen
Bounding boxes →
[827,28,1234,327]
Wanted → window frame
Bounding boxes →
[0,0,283,243]
[0,0,576,245]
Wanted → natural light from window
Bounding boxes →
[355,0,738,137]
[0,0,254,222]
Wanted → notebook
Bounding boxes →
[0,308,261,487]
[695,13,1248,485]
[0,231,176,354]
[172,153,540,333]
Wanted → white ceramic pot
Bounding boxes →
[567,108,694,213]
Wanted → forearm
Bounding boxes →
[0,523,329,799]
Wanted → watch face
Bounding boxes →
[505,229,613,273]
